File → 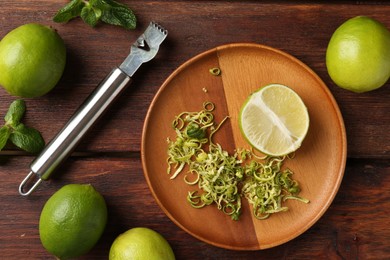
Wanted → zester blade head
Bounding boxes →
[119,22,168,77]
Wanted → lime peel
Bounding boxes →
[39,184,107,259]
[326,16,390,93]
[0,23,66,98]
[109,227,175,260]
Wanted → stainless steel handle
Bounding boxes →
[19,68,131,195]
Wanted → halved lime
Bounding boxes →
[239,84,309,156]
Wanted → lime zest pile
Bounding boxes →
[242,155,309,220]
[167,102,214,180]
[186,143,244,220]
[167,102,309,221]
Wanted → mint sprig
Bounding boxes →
[0,100,45,154]
[53,0,137,30]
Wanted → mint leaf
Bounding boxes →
[4,99,25,126]
[90,0,106,6]
[1,100,45,153]
[0,126,11,150]
[9,124,45,154]
[81,5,102,27]
[53,0,84,23]
[53,0,136,29]
[100,1,136,30]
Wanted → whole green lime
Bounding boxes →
[326,16,390,93]
[109,227,175,260]
[0,23,66,98]
[39,184,107,259]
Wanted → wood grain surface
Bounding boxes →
[0,1,389,259]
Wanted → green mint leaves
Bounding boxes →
[53,0,137,30]
[0,100,45,154]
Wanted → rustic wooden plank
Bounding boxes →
[0,155,389,259]
[0,1,389,157]
[0,1,389,259]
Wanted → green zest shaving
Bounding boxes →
[242,156,309,220]
[187,143,244,220]
[167,102,309,221]
[209,67,221,76]
[167,102,214,180]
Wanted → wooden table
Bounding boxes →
[1,1,389,259]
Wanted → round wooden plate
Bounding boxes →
[141,43,347,250]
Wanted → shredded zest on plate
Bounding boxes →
[166,102,309,221]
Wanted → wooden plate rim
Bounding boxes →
[141,43,347,250]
